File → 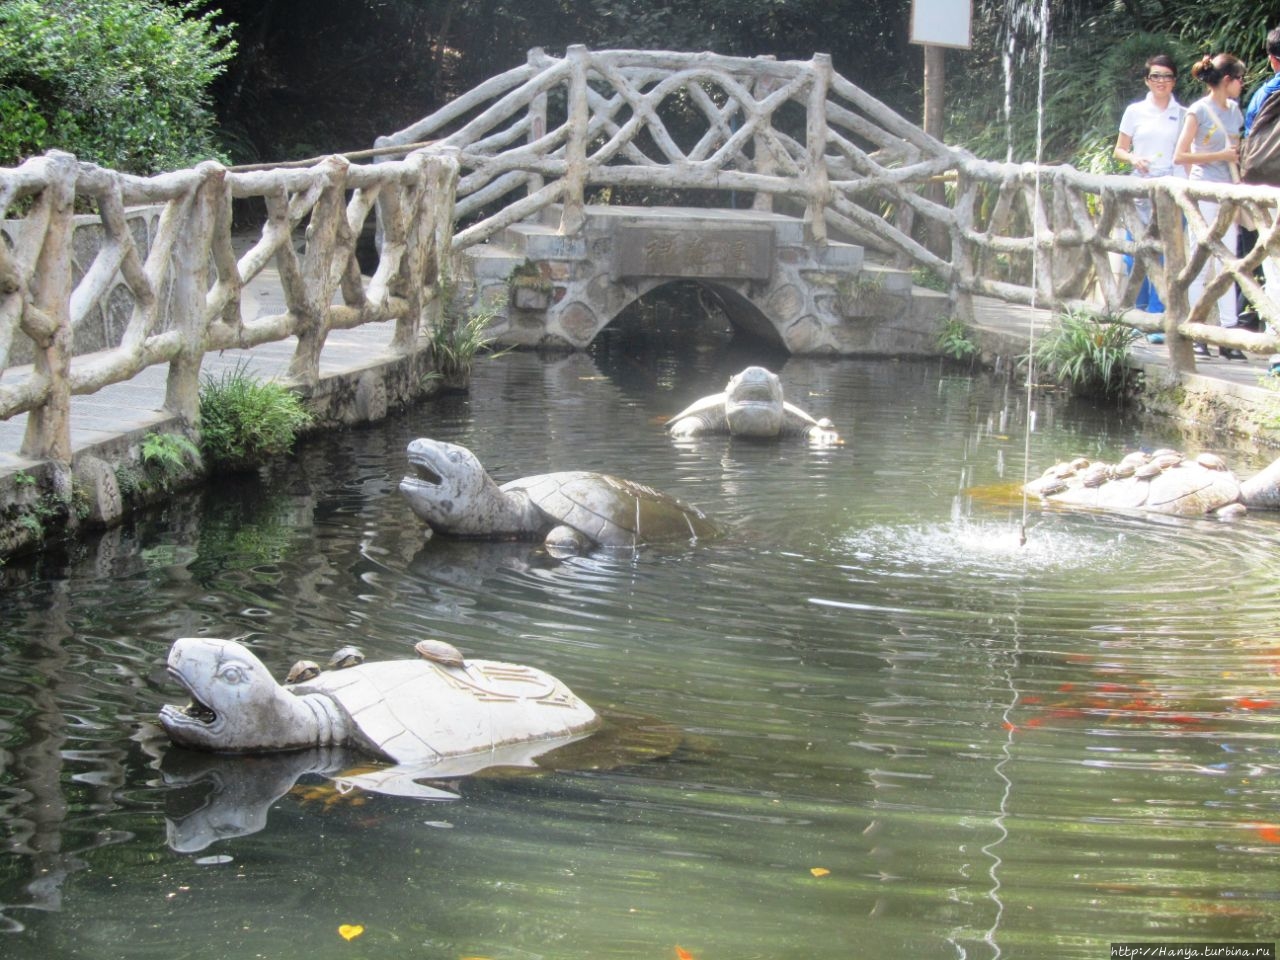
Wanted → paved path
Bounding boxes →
[970,297,1278,395]
[0,272,402,476]
[0,284,1274,482]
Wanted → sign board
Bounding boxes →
[909,0,972,49]
[613,224,774,281]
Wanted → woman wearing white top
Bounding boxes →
[1174,53,1246,359]
[1114,54,1186,318]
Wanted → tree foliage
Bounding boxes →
[0,0,235,173]
[190,0,919,163]
[948,0,1280,171]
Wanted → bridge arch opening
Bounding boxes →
[587,280,789,367]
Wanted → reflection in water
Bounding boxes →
[3,346,1280,958]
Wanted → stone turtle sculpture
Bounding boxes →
[159,636,600,763]
[666,365,839,444]
[1022,449,1280,519]
[399,438,721,555]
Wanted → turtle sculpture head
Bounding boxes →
[667,365,839,444]
[400,438,720,554]
[400,438,536,537]
[1022,449,1280,519]
[160,637,324,754]
[724,365,786,437]
[159,636,600,763]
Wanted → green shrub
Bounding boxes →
[140,431,202,486]
[913,266,949,293]
[937,316,979,362]
[1028,309,1141,400]
[0,0,235,173]
[425,296,506,387]
[198,365,312,472]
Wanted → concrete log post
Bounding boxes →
[287,156,349,385]
[804,54,832,245]
[527,47,548,200]
[560,45,591,235]
[1153,188,1195,374]
[751,57,779,214]
[163,162,223,424]
[20,151,78,464]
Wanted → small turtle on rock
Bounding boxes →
[1024,449,1280,519]
[414,638,466,668]
[285,660,321,684]
[329,646,364,670]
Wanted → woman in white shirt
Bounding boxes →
[1174,53,1246,359]
[1114,54,1185,321]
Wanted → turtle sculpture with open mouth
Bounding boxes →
[398,438,721,555]
[158,636,600,763]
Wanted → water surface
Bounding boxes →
[2,340,1280,960]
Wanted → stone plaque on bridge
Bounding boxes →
[612,223,774,281]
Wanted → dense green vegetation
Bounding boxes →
[0,0,235,173]
[951,0,1280,170]
[3,1,1280,181]
[198,365,312,472]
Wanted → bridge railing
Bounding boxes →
[380,46,1280,369]
[0,147,458,463]
[377,45,956,250]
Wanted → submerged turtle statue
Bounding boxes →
[159,636,600,763]
[399,438,721,555]
[666,365,840,444]
[1022,449,1280,519]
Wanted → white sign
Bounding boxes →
[910,0,972,49]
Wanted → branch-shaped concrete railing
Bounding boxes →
[0,147,458,463]
[6,46,1280,473]
[380,46,1280,366]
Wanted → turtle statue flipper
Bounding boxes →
[545,523,592,557]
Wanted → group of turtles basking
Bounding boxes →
[1023,447,1280,520]
[160,364,1280,798]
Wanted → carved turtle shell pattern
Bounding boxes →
[501,471,720,547]
[292,658,598,764]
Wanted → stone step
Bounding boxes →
[461,243,525,282]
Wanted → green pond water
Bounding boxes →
[2,332,1280,960]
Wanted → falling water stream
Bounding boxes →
[1,324,1279,960]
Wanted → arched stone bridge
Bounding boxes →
[377,46,952,354]
[461,204,942,353]
[374,45,1280,360]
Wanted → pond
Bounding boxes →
[2,322,1280,960]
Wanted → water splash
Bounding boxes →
[839,516,1123,577]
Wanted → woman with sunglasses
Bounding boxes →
[1174,53,1247,359]
[1114,55,1186,322]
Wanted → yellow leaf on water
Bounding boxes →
[338,924,365,941]
[810,867,831,877]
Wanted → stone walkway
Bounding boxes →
[0,286,1275,484]
[0,273,403,477]
[969,297,1279,402]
